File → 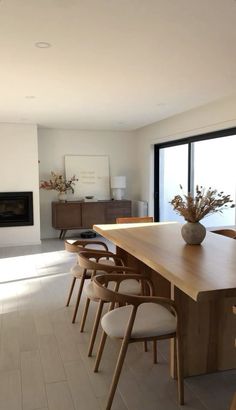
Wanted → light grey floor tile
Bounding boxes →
[34,310,54,336]
[46,381,75,410]
[53,322,80,362]
[0,312,20,371]
[64,360,101,410]
[39,334,66,383]
[0,369,22,410]
[21,350,47,410]
[18,311,39,352]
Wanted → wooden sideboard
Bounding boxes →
[52,200,131,239]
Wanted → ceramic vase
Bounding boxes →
[58,192,67,202]
[181,221,206,245]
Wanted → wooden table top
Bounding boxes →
[93,222,236,301]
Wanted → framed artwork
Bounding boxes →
[65,155,110,200]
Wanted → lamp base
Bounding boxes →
[112,188,124,200]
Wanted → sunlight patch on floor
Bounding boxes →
[0,250,75,283]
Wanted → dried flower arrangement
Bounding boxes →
[40,172,78,193]
[170,185,235,223]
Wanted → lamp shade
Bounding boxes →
[111,176,126,189]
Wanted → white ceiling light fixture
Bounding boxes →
[35,41,51,48]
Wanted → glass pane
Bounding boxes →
[193,135,236,227]
[159,144,188,222]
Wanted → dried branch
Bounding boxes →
[40,172,78,193]
[170,185,235,222]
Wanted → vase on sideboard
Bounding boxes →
[58,192,67,202]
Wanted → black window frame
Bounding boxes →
[154,127,236,221]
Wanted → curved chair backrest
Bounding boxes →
[212,229,236,239]
[77,251,135,274]
[64,239,108,253]
[116,216,154,224]
[93,273,175,312]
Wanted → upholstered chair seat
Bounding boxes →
[101,302,177,339]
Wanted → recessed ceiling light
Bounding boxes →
[25,95,36,99]
[35,42,51,48]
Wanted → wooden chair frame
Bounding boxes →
[212,229,236,239]
[93,273,184,410]
[116,216,154,224]
[77,251,146,357]
[64,239,109,253]
[65,239,112,323]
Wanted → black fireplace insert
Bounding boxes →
[0,192,33,227]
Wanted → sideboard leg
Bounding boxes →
[62,230,67,239]
[59,229,67,239]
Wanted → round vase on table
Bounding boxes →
[58,192,67,202]
[181,222,206,245]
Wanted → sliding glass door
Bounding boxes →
[159,144,188,222]
[154,130,236,227]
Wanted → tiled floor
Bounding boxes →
[0,238,235,410]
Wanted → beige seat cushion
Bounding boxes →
[84,281,97,299]
[119,278,141,295]
[101,303,177,339]
[71,258,116,278]
[84,278,141,300]
[71,264,91,278]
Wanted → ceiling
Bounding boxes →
[1,0,236,131]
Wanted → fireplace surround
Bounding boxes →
[0,192,33,227]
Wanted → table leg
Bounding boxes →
[172,286,236,377]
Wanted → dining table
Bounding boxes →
[93,221,236,378]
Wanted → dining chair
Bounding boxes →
[77,251,144,358]
[65,239,111,323]
[212,229,236,239]
[116,216,154,224]
[116,215,157,354]
[93,273,184,410]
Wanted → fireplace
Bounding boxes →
[0,192,33,227]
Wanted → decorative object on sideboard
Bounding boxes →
[170,185,235,245]
[110,176,126,200]
[40,171,78,201]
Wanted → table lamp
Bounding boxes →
[111,176,126,200]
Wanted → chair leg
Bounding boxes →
[153,340,158,364]
[66,277,76,307]
[94,330,108,372]
[71,275,86,323]
[88,300,104,357]
[105,305,137,410]
[106,338,130,410]
[176,335,184,405]
[80,298,91,332]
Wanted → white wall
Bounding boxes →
[0,123,41,246]
[38,128,137,238]
[136,94,236,216]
